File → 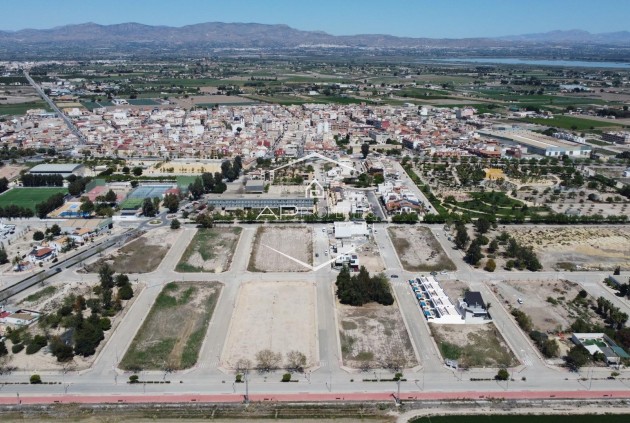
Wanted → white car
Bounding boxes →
[517,298,524,304]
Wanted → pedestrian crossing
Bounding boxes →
[198,360,220,369]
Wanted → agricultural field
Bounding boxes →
[248,226,313,272]
[176,227,242,273]
[509,226,630,271]
[120,282,221,370]
[521,115,622,130]
[338,301,418,370]
[221,281,318,370]
[0,101,50,116]
[388,226,456,272]
[430,323,519,368]
[0,187,67,211]
[85,227,176,273]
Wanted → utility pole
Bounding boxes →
[244,369,249,404]
[395,379,401,405]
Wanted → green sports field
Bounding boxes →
[0,187,67,211]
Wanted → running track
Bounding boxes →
[1,390,629,405]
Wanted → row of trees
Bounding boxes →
[595,296,629,330]
[0,204,34,218]
[220,156,242,182]
[21,173,64,187]
[336,266,394,306]
[35,192,65,219]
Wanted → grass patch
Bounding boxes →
[120,282,222,371]
[20,286,57,304]
[0,187,67,211]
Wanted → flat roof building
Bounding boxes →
[28,163,85,177]
[480,129,592,157]
[207,194,314,214]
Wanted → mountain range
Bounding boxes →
[1,22,629,48]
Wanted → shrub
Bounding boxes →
[25,335,47,355]
[30,374,42,384]
[12,343,24,354]
[281,373,291,382]
[33,231,45,241]
[0,341,8,357]
[129,375,139,384]
[484,258,496,272]
[495,368,509,381]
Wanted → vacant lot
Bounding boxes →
[222,281,318,369]
[338,301,418,370]
[510,226,630,271]
[0,187,67,211]
[355,239,385,273]
[120,281,222,370]
[176,227,242,273]
[86,228,176,273]
[440,279,471,305]
[248,226,313,272]
[388,226,456,272]
[430,323,518,368]
[490,279,601,334]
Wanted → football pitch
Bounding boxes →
[0,187,67,211]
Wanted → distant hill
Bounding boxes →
[1,23,629,61]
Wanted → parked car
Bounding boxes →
[390,274,398,279]
[517,298,524,304]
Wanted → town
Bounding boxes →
[1,34,630,423]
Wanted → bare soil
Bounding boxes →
[120,281,222,370]
[338,301,418,370]
[489,279,604,334]
[248,226,313,272]
[388,226,456,272]
[176,227,242,273]
[222,281,318,369]
[440,279,471,305]
[355,239,385,273]
[509,226,630,271]
[430,323,519,368]
[85,227,177,273]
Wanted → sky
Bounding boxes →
[1,0,628,38]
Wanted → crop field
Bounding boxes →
[0,101,50,116]
[521,115,621,130]
[120,282,222,370]
[0,187,67,211]
[176,227,242,272]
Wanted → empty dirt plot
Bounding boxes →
[490,279,597,333]
[510,226,630,271]
[430,323,518,368]
[440,279,471,305]
[85,228,176,273]
[338,302,418,370]
[248,226,313,272]
[120,281,222,371]
[388,226,456,272]
[222,281,318,369]
[355,239,385,273]
[176,227,242,272]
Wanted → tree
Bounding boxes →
[104,189,117,203]
[286,350,307,372]
[487,239,499,254]
[196,213,214,228]
[141,198,156,217]
[474,217,491,234]
[49,336,74,362]
[80,199,94,214]
[255,349,282,372]
[0,340,7,357]
[115,274,130,287]
[132,167,143,176]
[50,224,61,236]
[465,241,483,265]
[170,218,181,230]
[454,224,470,250]
[30,374,42,384]
[68,180,84,196]
[163,193,179,213]
[361,143,370,159]
[495,368,509,381]
[122,166,130,174]
[0,248,8,265]
[484,258,496,272]
[118,283,134,300]
[565,345,591,370]
[98,264,115,289]
[33,231,45,241]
